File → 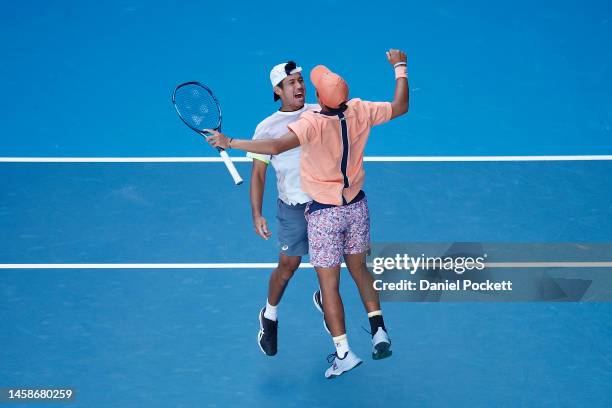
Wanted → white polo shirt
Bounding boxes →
[247,104,319,205]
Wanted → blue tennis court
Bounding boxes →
[2,1,612,407]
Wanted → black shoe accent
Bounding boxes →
[313,290,323,313]
[258,308,278,356]
[326,351,348,363]
[327,352,338,364]
[368,314,386,336]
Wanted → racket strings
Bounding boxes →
[174,85,220,132]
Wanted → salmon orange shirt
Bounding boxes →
[287,98,392,205]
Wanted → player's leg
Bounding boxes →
[308,205,362,378]
[266,254,301,307]
[258,201,308,356]
[258,254,300,356]
[344,252,380,313]
[266,200,308,307]
[315,265,345,336]
[344,252,392,360]
[314,265,362,378]
[343,196,392,360]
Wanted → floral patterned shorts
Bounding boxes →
[306,197,370,268]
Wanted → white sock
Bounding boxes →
[332,334,350,358]
[263,300,278,321]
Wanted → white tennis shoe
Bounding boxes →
[371,327,392,360]
[324,350,363,379]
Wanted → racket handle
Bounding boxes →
[218,150,243,185]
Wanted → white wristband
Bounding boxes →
[394,65,407,79]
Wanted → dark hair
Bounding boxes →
[274,60,298,101]
[284,61,297,75]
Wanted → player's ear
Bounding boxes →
[273,85,282,98]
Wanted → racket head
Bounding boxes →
[172,82,222,135]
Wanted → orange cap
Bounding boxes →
[310,65,349,109]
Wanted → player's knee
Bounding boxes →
[277,268,295,282]
[277,257,300,280]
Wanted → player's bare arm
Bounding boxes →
[386,49,409,118]
[205,129,300,155]
[250,159,272,240]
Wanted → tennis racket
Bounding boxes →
[172,81,243,185]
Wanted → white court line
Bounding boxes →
[0,263,311,269]
[364,156,612,162]
[1,155,612,163]
[1,262,612,269]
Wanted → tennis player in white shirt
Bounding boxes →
[250,61,319,356]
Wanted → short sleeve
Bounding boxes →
[287,115,315,146]
[364,101,393,126]
[246,122,271,163]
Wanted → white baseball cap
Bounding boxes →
[270,61,302,101]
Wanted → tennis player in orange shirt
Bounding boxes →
[206,49,409,378]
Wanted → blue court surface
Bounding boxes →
[2,1,612,407]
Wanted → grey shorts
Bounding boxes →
[277,199,309,257]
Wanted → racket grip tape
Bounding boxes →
[218,150,244,185]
